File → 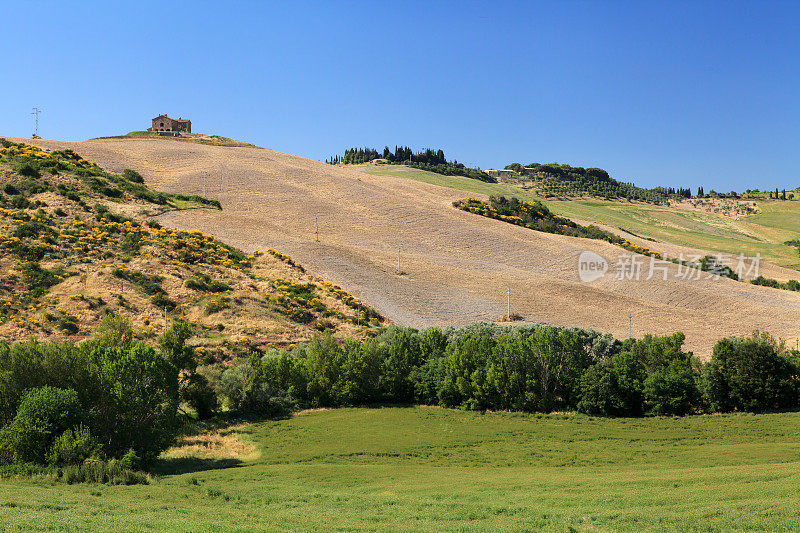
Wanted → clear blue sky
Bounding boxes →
[2,1,798,191]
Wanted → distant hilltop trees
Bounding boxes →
[328,146,496,183]
[502,162,693,204]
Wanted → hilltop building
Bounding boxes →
[148,114,191,136]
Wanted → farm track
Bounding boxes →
[20,137,800,356]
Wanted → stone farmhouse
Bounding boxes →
[147,114,192,136]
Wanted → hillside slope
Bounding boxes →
[0,138,383,354]
[20,137,800,356]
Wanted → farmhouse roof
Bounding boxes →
[151,114,190,122]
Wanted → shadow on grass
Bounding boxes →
[150,456,244,477]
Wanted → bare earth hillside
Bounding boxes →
[20,137,800,356]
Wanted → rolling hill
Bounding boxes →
[0,138,384,353]
[18,136,800,356]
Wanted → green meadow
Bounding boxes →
[360,165,800,270]
[1,407,798,531]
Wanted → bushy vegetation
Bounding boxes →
[215,324,800,418]
[329,145,496,183]
[703,332,799,412]
[455,196,664,257]
[503,162,689,203]
[454,196,739,279]
[0,318,209,483]
[0,317,797,486]
[750,275,800,291]
[0,138,218,209]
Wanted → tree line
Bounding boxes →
[220,324,800,418]
[328,146,496,183]
[2,317,798,482]
[503,162,796,203]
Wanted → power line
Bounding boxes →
[31,107,41,137]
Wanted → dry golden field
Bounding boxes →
[19,137,800,356]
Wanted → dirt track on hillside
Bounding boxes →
[21,137,800,356]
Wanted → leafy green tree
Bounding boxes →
[181,372,218,419]
[92,314,135,349]
[621,333,700,415]
[90,344,180,462]
[577,361,626,416]
[439,334,496,409]
[642,359,699,416]
[703,333,799,412]
[608,351,646,415]
[382,329,422,403]
[159,321,196,373]
[524,327,589,411]
[335,339,383,405]
[486,335,538,411]
[0,340,97,425]
[303,331,344,407]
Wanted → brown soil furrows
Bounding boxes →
[19,137,800,356]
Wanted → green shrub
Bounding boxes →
[14,220,54,240]
[122,169,144,183]
[11,195,30,209]
[289,308,313,323]
[1,387,84,464]
[61,458,149,485]
[92,314,135,349]
[14,162,40,179]
[204,297,230,315]
[47,425,98,466]
[19,262,63,297]
[120,232,143,254]
[185,274,231,293]
[3,184,18,195]
[119,448,141,471]
[151,292,177,311]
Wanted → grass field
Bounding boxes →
[359,166,800,270]
[1,407,799,531]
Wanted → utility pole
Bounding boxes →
[164,307,168,335]
[203,171,207,197]
[397,245,401,275]
[31,107,40,137]
[506,287,511,319]
[629,313,632,338]
[315,214,319,242]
